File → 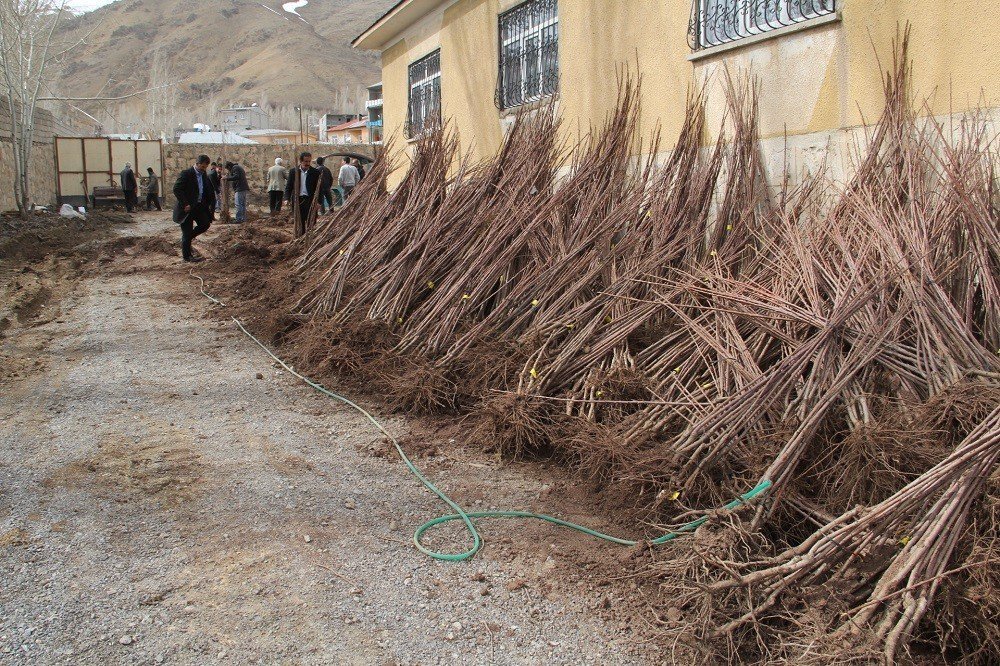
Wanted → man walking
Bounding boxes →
[172,154,216,262]
[354,158,366,181]
[338,156,360,200]
[267,158,287,215]
[315,157,334,214]
[120,162,138,213]
[225,160,250,223]
[144,167,162,211]
[284,151,320,236]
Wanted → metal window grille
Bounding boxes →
[408,50,441,138]
[688,0,836,50]
[497,0,559,110]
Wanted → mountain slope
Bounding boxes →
[52,0,393,121]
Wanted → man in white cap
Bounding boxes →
[267,157,288,215]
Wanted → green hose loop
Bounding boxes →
[201,278,771,561]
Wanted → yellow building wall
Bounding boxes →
[441,0,504,164]
[377,0,1000,186]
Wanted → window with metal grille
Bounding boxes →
[688,0,836,51]
[497,0,558,110]
[408,50,441,138]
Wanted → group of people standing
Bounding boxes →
[166,152,367,262]
[265,153,365,217]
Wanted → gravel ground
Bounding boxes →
[0,214,654,665]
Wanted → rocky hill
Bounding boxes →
[51,0,394,127]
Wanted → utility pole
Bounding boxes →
[297,105,304,144]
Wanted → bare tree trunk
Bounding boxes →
[0,0,68,217]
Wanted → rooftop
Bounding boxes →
[353,0,445,50]
[177,131,258,145]
[240,128,298,136]
[328,118,369,132]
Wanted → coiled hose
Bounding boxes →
[193,274,772,561]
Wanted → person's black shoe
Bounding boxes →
[183,256,205,263]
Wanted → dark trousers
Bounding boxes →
[293,195,316,232]
[180,217,211,260]
[145,193,161,211]
[319,188,333,213]
[125,190,139,212]
[269,190,283,214]
[342,185,354,200]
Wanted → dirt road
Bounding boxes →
[1,214,652,665]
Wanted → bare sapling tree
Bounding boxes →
[143,48,179,138]
[0,0,68,216]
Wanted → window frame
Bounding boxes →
[407,49,442,139]
[688,0,837,51]
[497,0,559,111]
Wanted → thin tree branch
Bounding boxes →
[37,82,178,102]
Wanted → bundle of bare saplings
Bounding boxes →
[211,34,999,665]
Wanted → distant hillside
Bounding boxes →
[51,0,393,130]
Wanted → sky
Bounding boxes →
[64,0,116,11]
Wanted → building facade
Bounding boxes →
[219,106,270,133]
[319,113,365,142]
[353,0,1000,185]
[367,82,385,144]
[326,118,370,144]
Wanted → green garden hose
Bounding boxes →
[194,274,772,561]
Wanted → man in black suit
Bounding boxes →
[284,151,320,234]
[172,154,216,262]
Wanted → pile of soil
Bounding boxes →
[0,209,131,262]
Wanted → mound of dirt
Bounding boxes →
[0,209,132,262]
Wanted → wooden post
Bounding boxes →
[292,165,303,238]
[221,178,231,222]
[220,135,231,223]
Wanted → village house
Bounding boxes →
[219,105,269,133]
[326,117,370,144]
[319,112,364,141]
[353,0,1000,186]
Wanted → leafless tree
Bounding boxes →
[143,48,179,138]
[0,1,170,215]
[0,0,68,216]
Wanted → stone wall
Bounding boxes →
[0,140,56,213]
[162,143,377,204]
[0,100,58,212]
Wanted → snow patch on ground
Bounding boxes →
[282,0,308,19]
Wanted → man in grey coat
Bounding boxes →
[120,162,138,213]
[266,158,287,215]
[144,167,161,211]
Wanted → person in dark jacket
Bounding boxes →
[144,167,161,211]
[172,154,216,262]
[315,156,334,214]
[120,163,138,212]
[354,158,366,181]
[224,161,250,223]
[284,151,320,233]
